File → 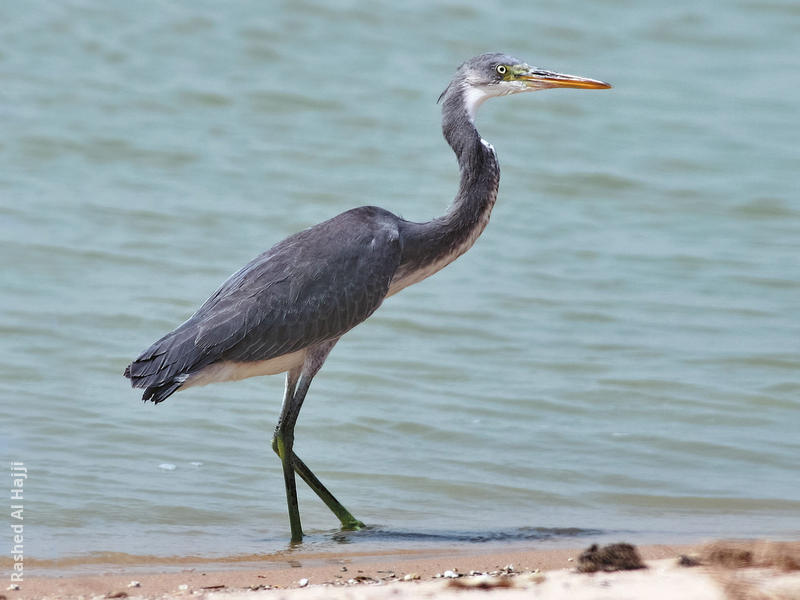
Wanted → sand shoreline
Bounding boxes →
[5,539,799,600]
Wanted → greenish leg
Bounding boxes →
[273,429,303,543]
[292,453,365,530]
[274,367,304,543]
[272,349,364,541]
[270,438,364,531]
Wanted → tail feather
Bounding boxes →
[125,325,203,404]
[142,379,185,404]
[127,352,169,378]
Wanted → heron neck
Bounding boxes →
[441,93,499,221]
[389,94,499,295]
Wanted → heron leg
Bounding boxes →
[291,452,365,530]
[273,366,303,542]
[271,340,364,540]
[271,437,364,531]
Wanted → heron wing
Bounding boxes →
[125,206,402,400]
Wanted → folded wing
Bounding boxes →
[125,206,403,403]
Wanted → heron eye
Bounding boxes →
[496,65,507,75]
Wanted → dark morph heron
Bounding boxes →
[125,53,610,542]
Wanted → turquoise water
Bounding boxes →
[1,1,799,562]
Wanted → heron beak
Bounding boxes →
[519,69,611,90]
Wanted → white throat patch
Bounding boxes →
[463,86,490,122]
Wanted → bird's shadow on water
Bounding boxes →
[276,525,607,553]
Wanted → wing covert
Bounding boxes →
[125,206,403,394]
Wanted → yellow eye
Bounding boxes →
[496,65,507,75]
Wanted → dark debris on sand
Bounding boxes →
[577,543,646,573]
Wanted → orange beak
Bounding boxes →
[519,69,611,90]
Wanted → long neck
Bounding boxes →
[390,85,500,295]
[440,85,499,233]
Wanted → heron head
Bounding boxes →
[440,52,611,121]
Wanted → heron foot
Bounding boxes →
[340,517,366,531]
[271,438,363,532]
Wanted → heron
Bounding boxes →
[125,53,610,543]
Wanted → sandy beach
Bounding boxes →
[5,540,799,600]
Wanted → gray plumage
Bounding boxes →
[124,53,610,541]
[125,206,402,403]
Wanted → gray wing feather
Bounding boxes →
[125,207,402,400]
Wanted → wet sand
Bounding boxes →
[5,540,799,600]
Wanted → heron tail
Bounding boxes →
[124,320,205,404]
[124,360,186,404]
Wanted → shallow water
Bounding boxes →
[1,1,799,561]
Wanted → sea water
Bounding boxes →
[1,0,798,563]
